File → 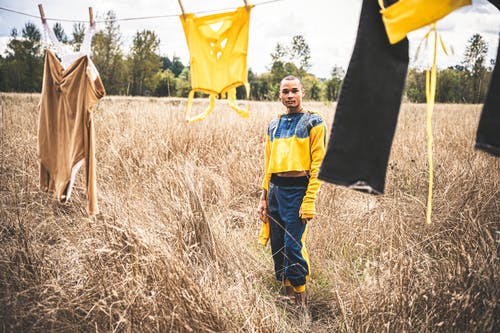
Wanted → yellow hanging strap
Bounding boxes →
[227,83,250,118]
[418,23,449,224]
[425,24,438,225]
[185,83,250,122]
[185,90,217,122]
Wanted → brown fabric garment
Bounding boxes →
[38,49,105,214]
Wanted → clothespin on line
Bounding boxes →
[177,0,186,18]
[177,0,250,16]
[39,4,95,27]
[243,0,251,10]
[89,7,95,27]
[38,4,46,24]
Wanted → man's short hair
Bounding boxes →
[280,75,303,89]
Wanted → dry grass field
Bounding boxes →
[0,93,499,332]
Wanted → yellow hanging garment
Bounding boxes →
[180,5,254,122]
[378,0,471,44]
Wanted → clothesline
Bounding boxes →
[0,0,285,24]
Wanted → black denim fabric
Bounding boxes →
[475,33,500,156]
[318,0,409,194]
[319,0,500,194]
[488,0,500,10]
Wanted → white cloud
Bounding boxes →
[0,36,9,56]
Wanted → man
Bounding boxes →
[257,75,326,307]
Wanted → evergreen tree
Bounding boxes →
[324,66,344,101]
[270,42,287,64]
[290,35,311,75]
[127,30,162,96]
[405,69,426,103]
[53,23,68,43]
[436,68,467,103]
[302,74,322,100]
[268,35,312,98]
[461,33,488,103]
[175,67,191,97]
[1,22,43,92]
[154,69,177,97]
[160,56,172,71]
[170,56,185,77]
[92,11,127,95]
[248,70,273,101]
[71,23,86,52]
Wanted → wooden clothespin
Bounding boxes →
[88,7,95,27]
[38,4,46,24]
[177,0,186,18]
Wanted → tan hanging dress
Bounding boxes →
[38,49,105,214]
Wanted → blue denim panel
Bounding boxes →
[267,182,309,286]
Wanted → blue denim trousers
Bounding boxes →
[319,0,500,194]
[267,180,309,287]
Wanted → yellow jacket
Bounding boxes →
[259,111,326,246]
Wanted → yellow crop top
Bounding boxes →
[180,5,254,122]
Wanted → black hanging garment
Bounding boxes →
[318,0,409,194]
[476,0,500,156]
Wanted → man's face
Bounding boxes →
[279,79,304,110]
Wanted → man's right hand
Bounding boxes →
[257,193,268,222]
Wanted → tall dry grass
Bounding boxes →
[0,93,498,332]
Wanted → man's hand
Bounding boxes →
[299,207,312,224]
[258,191,268,222]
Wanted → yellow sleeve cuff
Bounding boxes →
[258,220,270,246]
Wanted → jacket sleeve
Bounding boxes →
[300,121,326,219]
[261,133,272,192]
[259,131,271,246]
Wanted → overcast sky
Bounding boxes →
[0,0,499,78]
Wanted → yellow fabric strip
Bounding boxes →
[379,0,471,44]
[293,285,306,293]
[185,90,217,122]
[424,23,438,225]
[227,85,250,118]
[258,218,270,246]
[301,223,310,283]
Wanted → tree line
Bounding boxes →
[0,11,495,103]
